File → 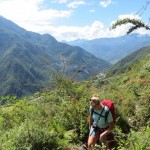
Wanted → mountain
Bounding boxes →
[65,34,150,64]
[105,45,150,77]
[0,16,111,97]
[0,39,149,150]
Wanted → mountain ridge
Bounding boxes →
[0,16,111,97]
[105,45,150,77]
[65,34,150,64]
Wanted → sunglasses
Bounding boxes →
[90,99,100,105]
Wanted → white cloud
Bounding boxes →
[36,21,115,41]
[133,28,150,35]
[100,0,112,7]
[89,9,95,13]
[118,14,141,20]
[0,1,149,41]
[27,20,106,41]
[0,0,73,28]
[47,14,150,41]
[52,0,68,3]
[67,1,86,8]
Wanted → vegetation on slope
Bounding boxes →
[0,75,92,150]
[106,46,150,77]
[0,48,150,149]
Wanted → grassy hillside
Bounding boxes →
[106,46,150,77]
[94,52,150,128]
[0,47,149,149]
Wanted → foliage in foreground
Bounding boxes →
[0,75,92,150]
[0,52,150,149]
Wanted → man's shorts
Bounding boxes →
[89,125,116,148]
[89,125,107,137]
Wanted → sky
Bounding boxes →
[0,0,150,41]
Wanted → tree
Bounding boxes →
[111,18,150,34]
[111,1,150,34]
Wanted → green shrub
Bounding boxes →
[126,127,150,150]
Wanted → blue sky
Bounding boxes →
[0,0,150,41]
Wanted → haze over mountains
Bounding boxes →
[65,34,150,64]
[0,16,111,97]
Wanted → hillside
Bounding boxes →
[0,16,111,97]
[0,44,149,149]
[65,34,150,64]
[94,47,150,127]
[105,46,150,77]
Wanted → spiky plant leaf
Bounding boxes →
[111,18,150,34]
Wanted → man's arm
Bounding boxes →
[99,121,114,142]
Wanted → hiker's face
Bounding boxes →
[90,99,100,110]
[91,104,100,110]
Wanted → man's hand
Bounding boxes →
[99,130,110,143]
[100,121,114,143]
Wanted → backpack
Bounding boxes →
[91,99,116,124]
[101,99,116,124]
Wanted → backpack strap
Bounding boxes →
[91,107,94,116]
[96,107,104,126]
[105,108,110,123]
[90,107,105,126]
[91,106,110,124]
